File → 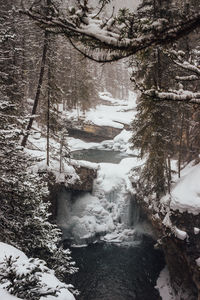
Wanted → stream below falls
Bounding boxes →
[70,238,165,300]
[62,148,165,299]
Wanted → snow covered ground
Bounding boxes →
[158,159,200,215]
[0,243,75,300]
[169,162,200,215]
[64,91,137,129]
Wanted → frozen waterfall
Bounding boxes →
[56,153,153,246]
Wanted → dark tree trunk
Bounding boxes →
[47,59,50,166]
[178,112,185,178]
[21,30,48,147]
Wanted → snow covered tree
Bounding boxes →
[130,0,200,201]
[0,256,59,300]
[0,0,77,284]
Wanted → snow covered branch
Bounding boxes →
[20,2,200,61]
[145,89,200,105]
[168,50,200,76]
[175,75,199,81]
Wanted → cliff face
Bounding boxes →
[48,163,97,220]
[137,196,200,299]
[67,123,123,142]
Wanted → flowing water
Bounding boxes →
[62,148,165,299]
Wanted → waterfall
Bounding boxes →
[56,154,154,245]
[128,195,140,227]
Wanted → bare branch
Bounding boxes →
[92,0,110,19]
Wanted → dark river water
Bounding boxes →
[69,236,165,300]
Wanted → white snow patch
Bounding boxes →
[194,227,200,235]
[71,159,98,170]
[156,266,176,300]
[98,157,142,194]
[0,242,27,262]
[0,289,23,300]
[162,212,172,228]
[195,257,200,267]
[65,91,137,130]
[174,226,187,240]
[170,163,200,215]
[68,137,100,151]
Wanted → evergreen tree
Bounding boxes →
[0,0,77,284]
[0,256,60,300]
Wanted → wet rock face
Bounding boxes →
[135,196,200,299]
[67,124,122,142]
[48,165,97,220]
[169,211,200,299]
[69,164,97,192]
[162,236,198,300]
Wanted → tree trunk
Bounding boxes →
[47,58,50,166]
[178,112,185,178]
[21,30,48,147]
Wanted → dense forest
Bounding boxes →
[0,0,200,299]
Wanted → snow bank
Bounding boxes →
[70,159,98,170]
[0,242,27,261]
[112,129,134,153]
[169,163,200,215]
[84,103,136,128]
[0,243,75,300]
[156,266,176,300]
[0,289,23,300]
[65,91,137,131]
[68,137,100,151]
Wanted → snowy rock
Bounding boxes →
[174,226,187,240]
[70,162,97,192]
[194,227,200,235]
[195,258,200,267]
[162,212,172,228]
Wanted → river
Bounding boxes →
[70,238,164,300]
